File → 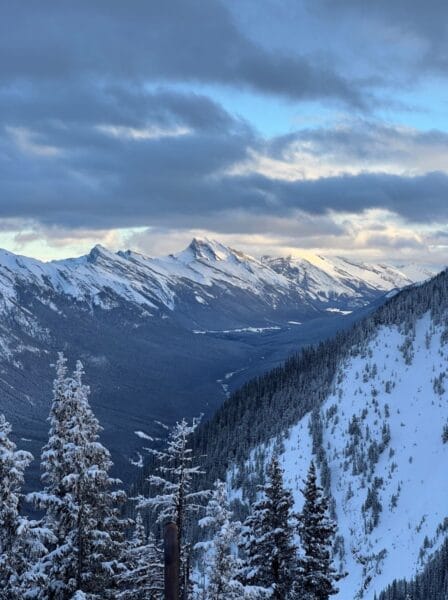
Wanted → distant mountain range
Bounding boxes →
[0,238,437,485]
[0,238,433,328]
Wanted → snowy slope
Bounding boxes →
[263,253,432,307]
[233,310,448,599]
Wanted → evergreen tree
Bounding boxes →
[241,456,298,599]
[29,355,129,599]
[0,414,37,597]
[378,532,448,599]
[116,512,163,600]
[195,480,246,599]
[296,461,340,600]
[137,417,209,598]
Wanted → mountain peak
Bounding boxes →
[189,236,222,250]
[87,244,118,263]
[184,237,231,262]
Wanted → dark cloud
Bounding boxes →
[257,170,448,224]
[313,0,448,75]
[0,0,363,106]
[0,84,238,133]
[0,88,257,228]
[1,79,448,232]
[316,0,448,39]
[2,95,448,231]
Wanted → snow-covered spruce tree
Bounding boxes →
[116,512,163,600]
[195,479,247,599]
[137,417,209,599]
[296,461,341,600]
[29,355,129,599]
[0,414,38,597]
[240,456,298,599]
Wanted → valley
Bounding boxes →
[0,238,431,486]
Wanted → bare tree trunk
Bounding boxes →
[164,522,179,600]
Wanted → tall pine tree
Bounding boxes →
[241,456,298,599]
[30,355,129,599]
[138,417,209,598]
[195,479,246,600]
[296,461,340,600]
[0,414,39,598]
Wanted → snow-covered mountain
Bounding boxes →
[197,268,448,599]
[0,238,433,328]
[262,253,434,309]
[0,238,436,488]
[0,237,433,370]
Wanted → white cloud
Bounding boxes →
[7,127,61,157]
[96,124,191,140]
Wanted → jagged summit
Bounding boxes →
[178,237,229,264]
[186,237,227,259]
[84,237,252,268]
[178,237,256,266]
[87,243,119,263]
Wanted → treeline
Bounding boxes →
[0,355,342,599]
[377,538,448,600]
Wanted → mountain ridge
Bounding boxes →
[0,238,436,321]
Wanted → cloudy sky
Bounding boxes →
[2,0,448,263]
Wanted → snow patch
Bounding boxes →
[134,430,154,441]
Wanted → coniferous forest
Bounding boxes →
[0,354,341,600]
[129,268,448,599]
[377,538,448,600]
